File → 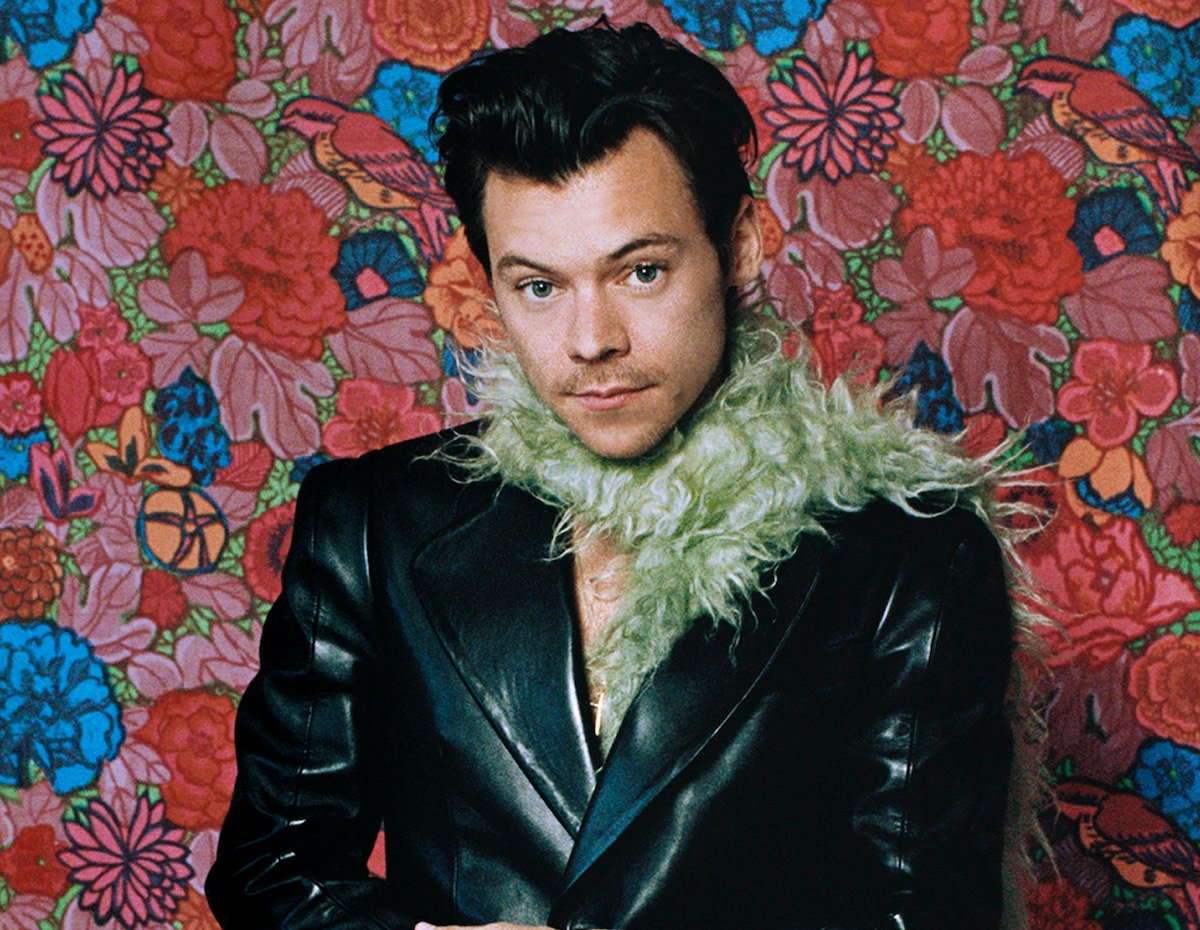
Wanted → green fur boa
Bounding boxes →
[446,315,1045,929]
[450,319,999,753]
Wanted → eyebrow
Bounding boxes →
[494,234,684,276]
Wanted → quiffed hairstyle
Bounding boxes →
[434,19,757,275]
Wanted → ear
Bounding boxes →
[728,194,764,289]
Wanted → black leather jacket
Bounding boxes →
[207,427,1014,930]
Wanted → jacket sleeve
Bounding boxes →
[205,460,418,930]
[826,511,1015,930]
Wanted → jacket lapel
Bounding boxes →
[412,487,597,837]
[558,531,828,896]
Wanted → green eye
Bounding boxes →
[634,264,660,284]
[528,280,553,298]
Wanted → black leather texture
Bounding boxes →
[206,426,1014,930]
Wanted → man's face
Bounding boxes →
[482,128,762,459]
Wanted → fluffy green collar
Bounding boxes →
[452,319,996,754]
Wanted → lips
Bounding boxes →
[571,384,650,412]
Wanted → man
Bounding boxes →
[207,20,1021,930]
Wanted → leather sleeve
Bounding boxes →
[835,512,1014,930]
[205,461,417,930]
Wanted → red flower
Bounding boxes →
[897,151,1084,325]
[1026,517,1200,667]
[0,824,69,898]
[1027,877,1100,930]
[322,379,442,458]
[135,691,237,831]
[138,569,187,631]
[1128,634,1200,746]
[0,97,44,172]
[33,69,169,199]
[366,0,490,72]
[96,343,152,407]
[42,347,122,443]
[764,51,901,182]
[865,0,972,79]
[1057,340,1178,449]
[78,303,130,350]
[1164,501,1200,547]
[163,183,346,360]
[243,500,296,603]
[109,0,238,101]
[807,287,885,387]
[59,795,192,927]
[0,371,43,434]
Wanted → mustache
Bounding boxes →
[560,363,662,394]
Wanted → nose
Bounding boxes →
[567,289,629,362]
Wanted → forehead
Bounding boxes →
[481,128,705,270]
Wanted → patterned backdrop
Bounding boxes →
[0,0,1198,927]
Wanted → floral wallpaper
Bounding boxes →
[0,0,1198,928]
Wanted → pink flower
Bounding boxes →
[322,379,443,457]
[0,372,43,434]
[764,50,901,182]
[1057,340,1178,448]
[58,795,192,928]
[96,343,151,406]
[33,68,169,199]
[1025,517,1200,668]
[78,303,131,350]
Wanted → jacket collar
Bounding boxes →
[412,483,827,889]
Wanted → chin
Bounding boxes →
[574,425,669,460]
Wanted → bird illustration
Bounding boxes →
[1017,56,1200,217]
[279,96,455,261]
[1056,778,1200,924]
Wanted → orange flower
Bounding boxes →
[366,0,490,72]
[1163,181,1200,298]
[85,406,192,487]
[1058,436,1153,525]
[1128,634,1200,746]
[11,213,52,274]
[897,151,1083,325]
[866,0,972,79]
[424,227,504,350]
[150,160,204,217]
[0,527,63,620]
[1115,0,1199,26]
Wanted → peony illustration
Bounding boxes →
[33,68,170,199]
[0,621,123,793]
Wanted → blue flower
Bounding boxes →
[1179,289,1200,334]
[1067,188,1161,271]
[662,0,827,53]
[0,620,123,794]
[1024,418,1074,465]
[1,0,102,68]
[1132,738,1200,841]
[291,452,328,484]
[0,428,49,480]
[152,368,231,486]
[1104,15,1200,119]
[332,230,424,310]
[886,341,965,434]
[366,61,444,165]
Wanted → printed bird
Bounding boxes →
[1017,56,1200,217]
[1056,778,1200,924]
[279,96,455,261]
